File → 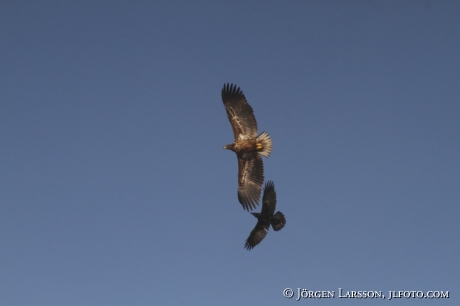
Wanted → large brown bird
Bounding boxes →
[222,83,273,211]
[244,180,286,250]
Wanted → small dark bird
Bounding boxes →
[244,180,286,250]
[221,83,273,211]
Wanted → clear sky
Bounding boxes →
[1,1,459,305]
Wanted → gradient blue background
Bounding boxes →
[1,1,459,305]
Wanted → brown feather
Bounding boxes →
[237,154,264,211]
[222,83,258,140]
[221,83,272,210]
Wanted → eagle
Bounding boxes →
[221,83,273,211]
[244,180,286,250]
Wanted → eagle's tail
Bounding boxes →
[256,131,272,158]
[271,211,286,231]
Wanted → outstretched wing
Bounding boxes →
[244,220,269,250]
[271,211,286,231]
[261,180,277,216]
[237,154,264,211]
[222,83,258,140]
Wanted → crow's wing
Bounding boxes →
[244,220,269,250]
[261,180,276,216]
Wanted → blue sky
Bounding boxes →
[1,1,459,305]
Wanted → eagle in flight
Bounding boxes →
[222,83,273,211]
[244,180,286,250]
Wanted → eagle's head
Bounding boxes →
[223,143,235,151]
